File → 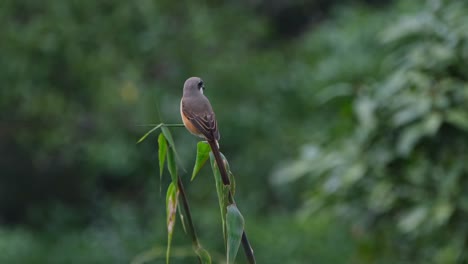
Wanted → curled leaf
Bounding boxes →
[166,183,179,264]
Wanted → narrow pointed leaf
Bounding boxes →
[137,123,163,144]
[166,182,179,264]
[226,204,245,264]
[161,126,176,148]
[191,141,211,181]
[162,126,185,172]
[195,246,212,264]
[158,133,168,180]
[210,152,228,242]
[167,148,178,186]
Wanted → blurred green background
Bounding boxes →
[1,0,468,263]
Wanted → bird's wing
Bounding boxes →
[182,102,220,141]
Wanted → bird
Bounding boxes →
[180,77,230,185]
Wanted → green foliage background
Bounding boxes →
[1,0,467,263]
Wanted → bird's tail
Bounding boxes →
[207,140,230,186]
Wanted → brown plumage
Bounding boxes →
[180,77,229,185]
[180,77,220,142]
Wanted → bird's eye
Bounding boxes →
[198,81,204,89]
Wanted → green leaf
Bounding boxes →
[195,246,212,264]
[167,148,178,186]
[191,141,211,181]
[166,182,178,264]
[162,126,184,172]
[226,204,245,264]
[210,152,228,243]
[137,123,163,144]
[161,126,176,149]
[158,133,168,181]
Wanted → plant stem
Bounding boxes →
[163,124,186,127]
[137,123,186,127]
[241,232,255,264]
[177,177,202,263]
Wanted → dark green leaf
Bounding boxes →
[158,133,168,181]
[167,148,178,186]
[161,126,175,149]
[210,152,228,242]
[162,126,185,172]
[191,141,211,181]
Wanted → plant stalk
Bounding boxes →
[177,177,202,263]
